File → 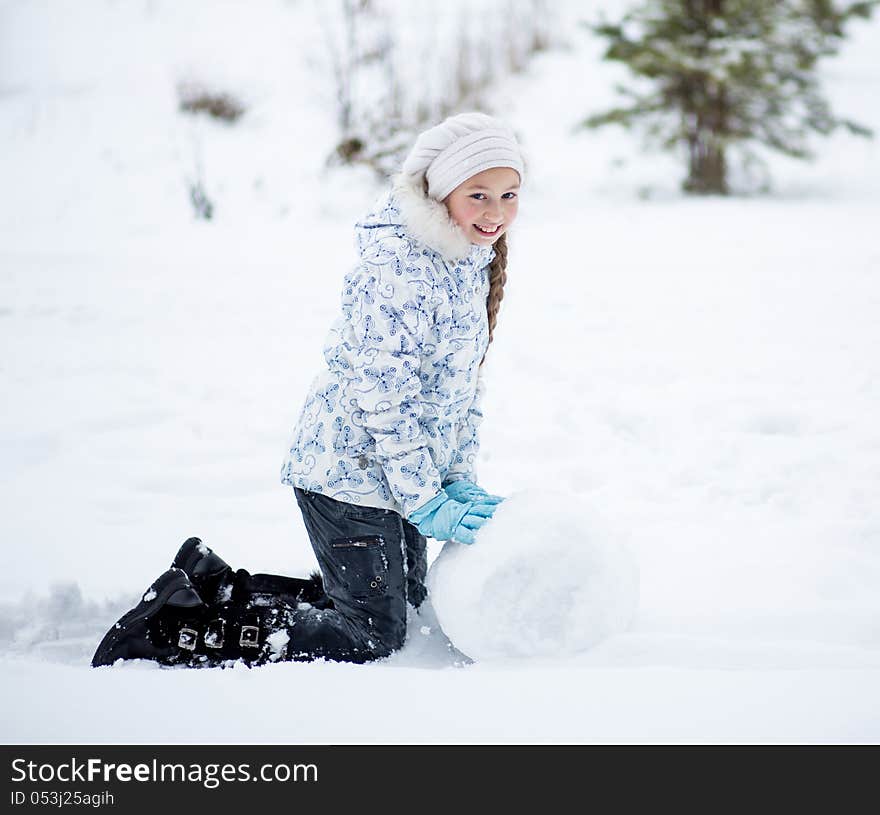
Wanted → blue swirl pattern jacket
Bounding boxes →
[280,173,494,518]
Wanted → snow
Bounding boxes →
[265,629,290,656]
[1,0,879,743]
[428,490,639,659]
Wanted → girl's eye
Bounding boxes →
[469,192,518,200]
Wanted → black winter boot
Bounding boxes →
[91,569,296,669]
[147,571,307,668]
[91,568,210,668]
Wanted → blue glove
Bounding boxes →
[443,478,505,506]
[407,489,495,544]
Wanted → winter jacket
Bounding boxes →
[280,173,495,518]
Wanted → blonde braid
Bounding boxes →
[480,232,508,367]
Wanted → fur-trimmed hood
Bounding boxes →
[354,172,494,266]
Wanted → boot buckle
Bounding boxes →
[177,626,198,651]
[204,619,225,649]
[239,625,260,649]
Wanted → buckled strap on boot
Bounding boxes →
[204,619,225,649]
[177,619,227,652]
[173,612,265,659]
[239,613,261,649]
[177,626,199,651]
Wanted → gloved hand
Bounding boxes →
[442,478,505,506]
[407,489,496,544]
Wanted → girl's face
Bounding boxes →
[443,166,520,246]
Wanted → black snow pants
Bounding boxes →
[278,487,428,663]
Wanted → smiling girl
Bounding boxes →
[93,112,526,668]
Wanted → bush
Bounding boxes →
[177,82,246,124]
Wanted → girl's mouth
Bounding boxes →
[474,224,502,236]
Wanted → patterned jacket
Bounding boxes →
[280,173,495,518]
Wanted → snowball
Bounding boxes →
[426,489,639,660]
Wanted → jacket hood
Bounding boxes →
[354,172,495,266]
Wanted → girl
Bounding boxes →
[92,112,525,668]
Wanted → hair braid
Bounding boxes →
[480,232,508,367]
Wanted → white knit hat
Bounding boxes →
[400,112,525,201]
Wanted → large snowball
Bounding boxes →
[426,489,639,660]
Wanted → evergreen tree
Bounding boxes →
[581,1,877,194]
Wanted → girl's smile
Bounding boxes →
[474,223,502,235]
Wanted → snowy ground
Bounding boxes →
[2,1,879,743]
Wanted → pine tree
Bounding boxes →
[581,0,877,194]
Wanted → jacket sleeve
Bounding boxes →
[343,237,443,517]
[442,365,486,486]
